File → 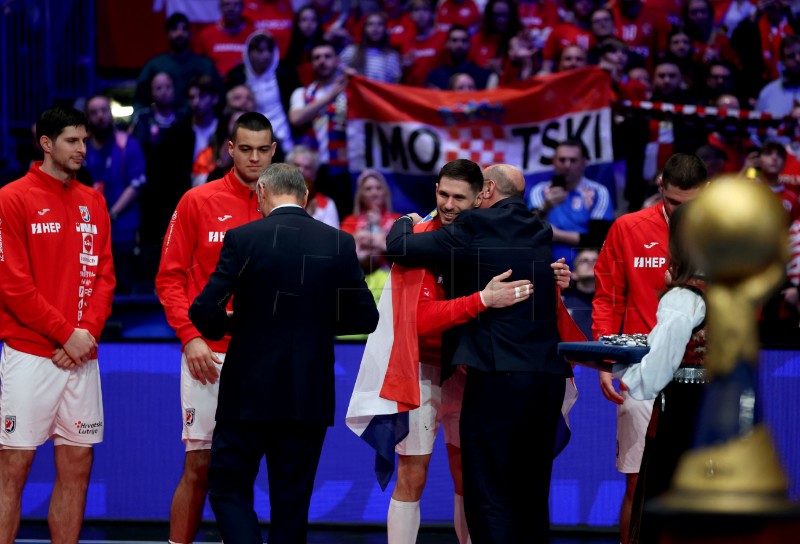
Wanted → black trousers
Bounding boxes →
[460,369,566,544]
[208,419,327,544]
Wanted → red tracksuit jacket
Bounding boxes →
[156,170,262,353]
[593,202,670,339]
[0,163,115,357]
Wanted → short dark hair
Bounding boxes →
[654,55,683,74]
[438,159,483,195]
[258,163,307,201]
[760,140,787,160]
[231,112,274,142]
[661,153,707,190]
[596,37,628,57]
[310,39,337,55]
[187,75,217,97]
[557,137,590,160]
[36,106,88,143]
[165,12,189,31]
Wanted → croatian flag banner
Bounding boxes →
[346,66,614,213]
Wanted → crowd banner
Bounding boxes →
[347,66,615,213]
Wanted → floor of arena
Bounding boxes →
[17,520,619,543]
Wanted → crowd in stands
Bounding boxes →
[9,0,800,341]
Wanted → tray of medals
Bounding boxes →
[557,334,651,368]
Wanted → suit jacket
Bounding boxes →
[386,197,570,376]
[190,206,379,425]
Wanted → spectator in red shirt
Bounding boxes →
[244,0,294,59]
[436,0,482,34]
[195,0,257,76]
[499,32,540,85]
[518,0,560,50]
[612,0,671,70]
[469,0,523,75]
[541,0,598,74]
[683,0,740,68]
[399,0,448,86]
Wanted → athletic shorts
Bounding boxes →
[180,351,225,451]
[0,344,103,449]
[616,391,654,473]
[396,363,466,456]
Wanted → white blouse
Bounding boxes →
[612,287,706,401]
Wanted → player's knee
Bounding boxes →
[183,452,211,487]
[396,466,428,498]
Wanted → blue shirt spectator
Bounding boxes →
[528,138,614,266]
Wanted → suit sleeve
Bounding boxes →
[80,196,116,338]
[385,216,469,268]
[188,230,239,341]
[334,233,379,335]
[416,271,485,336]
[592,220,627,339]
[155,194,204,346]
[0,192,73,345]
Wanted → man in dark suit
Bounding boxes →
[386,161,571,543]
[189,163,379,544]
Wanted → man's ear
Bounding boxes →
[40,135,52,154]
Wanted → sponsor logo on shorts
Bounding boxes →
[185,408,195,427]
[4,415,16,433]
[74,420,103,435]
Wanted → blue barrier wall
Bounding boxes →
[21,343,800,525]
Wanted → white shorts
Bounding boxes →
[0,344,103,449]
[616,391,654,473]
[395,363,465,456]
[180,351,225,451]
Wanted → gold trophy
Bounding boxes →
[651,177,800,540]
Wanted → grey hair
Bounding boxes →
[286,144,320,173]
[257,163,307,201]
